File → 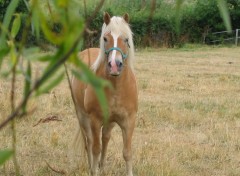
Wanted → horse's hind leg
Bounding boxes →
[80,118,92,170]
[76,110,93,172]
[90,116,102,176]
[100,122,115,170]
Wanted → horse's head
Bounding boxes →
[101,12,133,76]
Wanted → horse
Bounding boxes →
[71,12,138,176]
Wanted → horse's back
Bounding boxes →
[78,48,100,67]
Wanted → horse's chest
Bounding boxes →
[108,95,128,118]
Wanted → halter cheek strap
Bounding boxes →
[104,47,128,60]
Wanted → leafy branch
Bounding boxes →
[0,0,106,172]
[0,0,106,129]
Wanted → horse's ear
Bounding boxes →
[123,13,129,23]
[103,12,111,25]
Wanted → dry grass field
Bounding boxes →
[1,46,240,176]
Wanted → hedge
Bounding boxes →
[1,0,240,48]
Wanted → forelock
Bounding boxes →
[102,16,132,38]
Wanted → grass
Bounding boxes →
[1,46,240,175]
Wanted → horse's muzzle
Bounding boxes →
[108,59,123,76]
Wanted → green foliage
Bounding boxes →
[0,150,13,165]
[217,0,232,32]
[0,0,20,47]
[83,0,239,47]
[0,0,14,21]
[23,61,31,113]
[1,0,237,48]
[11,13,21,38]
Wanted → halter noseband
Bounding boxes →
[104,47,128,60]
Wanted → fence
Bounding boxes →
[207,29,239,46]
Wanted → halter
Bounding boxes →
[104,47,128,60]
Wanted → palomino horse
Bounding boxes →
[72,12,138,176]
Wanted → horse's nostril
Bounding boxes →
[116,60,123,68]
[119,62,123,68]
[108,61,111,68]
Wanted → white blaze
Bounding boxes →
[109,33,119,73]
[111,33,119,61]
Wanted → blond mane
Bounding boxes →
[91,16,135,72]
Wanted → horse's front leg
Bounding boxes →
[100,122,115,170]
[120,114,136,176]
[90,116,102,176]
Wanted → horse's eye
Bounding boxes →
[103,37,107,42]
[125,38,130,48]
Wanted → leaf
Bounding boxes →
[0,47,10,70]
[0,44,17,78]
[31,5,40,40]
[9,44,17,69]
[175,0,184,34]
[72,69,109,119]
[71,56,111,120]
[0,0,20,47]
[62,21,84,53]
[25,61,32,95]
[72,58,111,88]
[217,0,232,32]
[22,61,32,112]
[95,88,109,121]
[0,150,13,166]
[22,47,55,62]
[33,52,64,94]
[42,52,62,75]
[40,15,65,45]
[71,69,89,84]
[36,71,64,96]
[24,53,54,62]
[11,14,21,38]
